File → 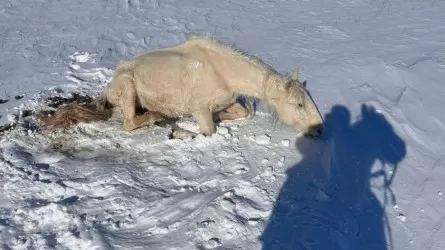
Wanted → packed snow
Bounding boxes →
[1,0,445,249]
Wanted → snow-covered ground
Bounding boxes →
[1,0,445,249]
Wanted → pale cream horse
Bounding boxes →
[38,35,324,137]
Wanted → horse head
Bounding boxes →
[267,69,324,137]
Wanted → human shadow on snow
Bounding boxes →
[260,104,406,250]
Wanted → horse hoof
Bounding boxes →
[169,128,197,140]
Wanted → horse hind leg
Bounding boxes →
[129,111,165,131]
[215,102,250,122]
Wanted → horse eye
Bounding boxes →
[297,103,304,108]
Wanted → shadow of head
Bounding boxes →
[327,104,406,164]
[358,104,406,164]
[305,104,407,164]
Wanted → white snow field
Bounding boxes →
[1,0,445,249]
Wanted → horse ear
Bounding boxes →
[291,69,299,81]
[284,81,292,92]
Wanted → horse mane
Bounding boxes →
[185,35,306,90]
[185,34,280,76]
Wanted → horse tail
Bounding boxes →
[36,92,113,129]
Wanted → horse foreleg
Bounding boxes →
[193,109,216,136]
[215,102,249,121]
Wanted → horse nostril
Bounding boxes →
[312,124,323,136]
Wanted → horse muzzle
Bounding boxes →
[304,123,324,137]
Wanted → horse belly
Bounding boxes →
[136,82,234,117]
[132,51,232,117]
[136,88,188,117]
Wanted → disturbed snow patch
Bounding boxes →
[0,51,297,250]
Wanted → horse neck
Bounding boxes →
[226,59,275,100]
[197,42,281,99]
[261,74,286,101]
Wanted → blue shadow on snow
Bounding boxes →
[260,104,406,250]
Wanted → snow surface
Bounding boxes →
[1,0,445,249]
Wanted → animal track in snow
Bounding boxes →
[120,0,175,11]
[191,180,273,249]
